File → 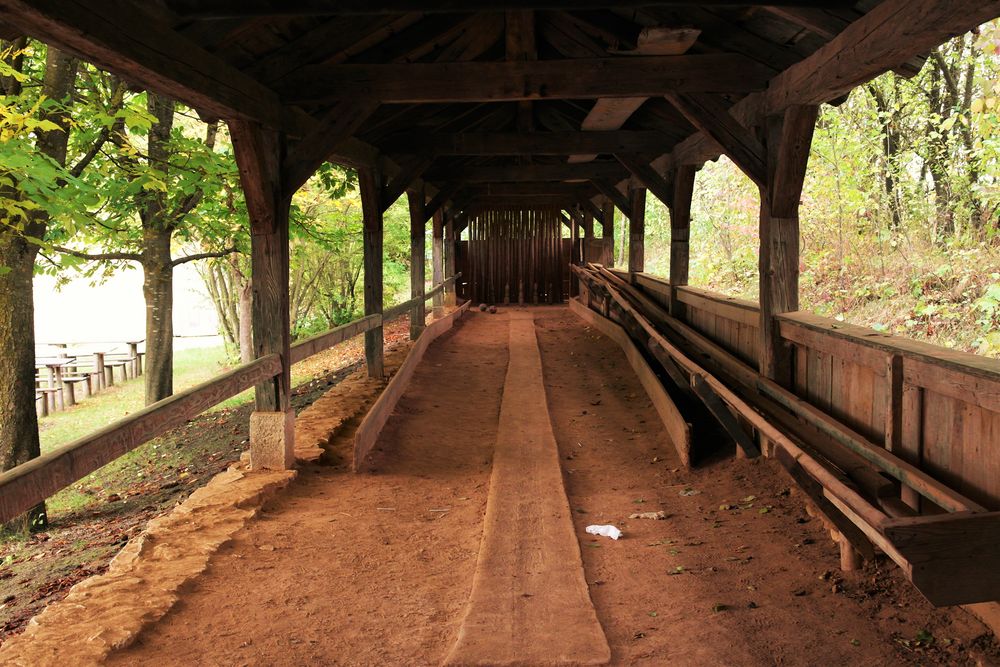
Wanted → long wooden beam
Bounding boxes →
[276,55,772,103]
[591,179,631,218]
[382,130,677,156]
[171,1,851,17]
[663,0,1000,171]
[425,162,626,183]
[615,154,674,209]
[0,0,294,129]
[665,92,765,187]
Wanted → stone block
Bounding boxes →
[250,409,295,470]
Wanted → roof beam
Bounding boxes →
[0,0,294,131]
[169,1,853,18]
[591,179,630,217]
[665,0,1000,171]
[284,101,380,195]
[276,55,772,104]
[382,130,675,156]
[425,162,627,183]
[664,92,766,187]
[615,154,674,209]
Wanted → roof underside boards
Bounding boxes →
[0,1,997,209]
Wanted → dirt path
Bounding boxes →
[107,312,509,666]
[105,306,996,666]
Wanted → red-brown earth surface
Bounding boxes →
[10,308,1000,665]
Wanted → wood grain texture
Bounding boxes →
[0,355,281,523]
[353,302,470,470]
[570,297,691,465]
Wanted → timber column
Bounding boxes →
[432,209,445,317]
[444,209,457,307]
[359,166,385,378]
[230,121,294,470]
[670,165,697,319]
[601,197,615,267]
[759,105,818,385]
[407,187,426,339]
[627,186,646,275]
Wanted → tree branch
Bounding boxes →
[171,246,239,267]
[51,244,142,262]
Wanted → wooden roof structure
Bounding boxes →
[2,0,1000,616]
[0,1,995,214]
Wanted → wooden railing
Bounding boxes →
[574,264,1000,607]
[0,275,460,524]
[0,354,281,522]
[614,269,1000,510]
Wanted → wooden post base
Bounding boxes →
[839,535,862,571]
[249,409,295,471]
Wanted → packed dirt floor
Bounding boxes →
[105,306,997,666]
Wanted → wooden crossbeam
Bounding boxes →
[663,0,1000,172]
[665,92,766,187]
[425,161,626,183]
[276,55,772,103]
[170,1,852,17]
[284,101,379,195]
[615,154,674,209]
[422,182,462,224]
[0,0,293,132]
[590,179,630,218]
[380,154,435,213]
[465,182,595,197]
[382,130,676,156]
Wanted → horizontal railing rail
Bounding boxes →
[0,353,282,523]
[0,274,463,524]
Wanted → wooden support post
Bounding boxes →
[602,198,615,267]
[407,187,426,340]
[628,186,646,276]
[432,209,445,317]
[839,534,862,571]
[759,105,817,385]
[360,166,385,379]
[570,213,580,298]
[230,120,295,471]
[670,165,696,319]
[444,210,457,306]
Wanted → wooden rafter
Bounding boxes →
[664,91,765,187]
[425,161,626,183]
[275,54,772,103]
[383,130,675,156]
[284,101,380,195]
[614,154,674,209]
[591,178,630,217]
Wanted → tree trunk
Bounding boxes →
[141,93,176,405]
[238,276,253,364]
[142,232,174,404]
[0,237,44,532]
[0,45,77,532]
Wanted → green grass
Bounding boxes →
[38,346,237,454]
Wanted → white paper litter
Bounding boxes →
[585,524,622,540]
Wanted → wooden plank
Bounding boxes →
[354,302,470,471]
[883,511,1000,606]
[569,98,648,163]
[289,315,381,364]
[0,354,281,523]
[432,210,445,316]
[676,285,759,327]
[664,91,766,187]
[0,0,291,130]
[591,179,631,217]
[277,55,772,103]
[570,298,691,466]
[230,121,293,413]
[426,161,626,184]
[359,166,385,379]
[173,1,859,17]
[627,187,646,274]
[283,101,379,196]
[669,165,696,317]
[691,375,760,458]
[384,130,676,156]
[615,154,674,209]
[408,188,427,339]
